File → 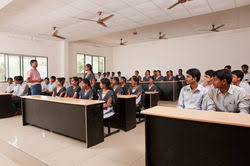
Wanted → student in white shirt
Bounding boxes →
[242,64,250,82]
[224,65,232,72]
[96,72,102,82]
[48,76,57,94]
[41,77,50,95]
[201,70,215,110]
[117,71,122,80]
[5,77,14,93]
[106,72,111,79]
[232,70,250,97]
[111,72,115,78]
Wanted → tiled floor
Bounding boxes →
[0,101,177,166]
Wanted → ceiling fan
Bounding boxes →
[120,38,128,46]
[133,29,138,35]
[76,11,114,27]
[159,32,168,39]
[199,24,225,32]
[52,27,66,40]
[168,0,192,10]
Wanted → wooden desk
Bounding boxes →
[21,95,105,148]
[144,92,159,109]
[0,93,15,118]
[142,106,250,166]
[111,95,137,131]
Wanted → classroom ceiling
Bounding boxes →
[0,0,250,42]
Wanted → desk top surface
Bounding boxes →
[117,95,136,99]
[142,106,250,128]
[21,95,105,106]
[0,93,11,96]
[145,91,159,94]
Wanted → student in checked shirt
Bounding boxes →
[177,68,207,110]
[5,77,15,93]
[207,69,249,114]
[232,70,250,98]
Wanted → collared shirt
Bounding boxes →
[239,81,250,97]
[207,85,249,114]
[201,83,214,110]
[13,82,29,97]
[48,82,57,92]
[177,84,207,110]
[243,73,250,81]
[5,83,15,93]
[96,76,103,82]
[26,68,41,85]
[41,82,49,92]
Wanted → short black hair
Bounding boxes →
[7,77,13,81]
[169,70,173,74]
[157,70,161,74]
[72,77,79,85]
[232,70,244,81]
[78,77,83,81]
[132,76,139,84]
[135,70,139,74]
[214,69,232,84]
[14,76,23,81]
[57,77,65,85]
[107,72,110,74]
[178,69,183,72]
[50,76,56,80]
[44,77,49,81]
[103,72,107,75]
[30,59,37,65]
[186,68,201,82]
[149,76,155,81]
[112,72,115,74]
[241,64,249,70]
[224,65,232,70]
[146,70,150,73]
[121,76,127,82]
[205,70,215,77]
[113,77,119,84]
[82,78,91,87]
[100,78,111,89]
[98,72,101,74]
[153,70,157,72]
[117,71,121,74]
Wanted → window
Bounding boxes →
[77,54,105,74]
[0,53,48,82]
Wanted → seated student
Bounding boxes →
[232,70,250,97]
[177,68,207,110]
[41,77,50,95]
[63,77,72,89]
[103,72,107,78]
[112,77,123,95]
[96,72,102,82]
[5,77,14,93]
[155,70,164,81]
[176,69,185,81]
[111,72,115,78]
[84,64,96,88]
[106,72,111,79]
[242,64,250,82]
[153,70,157,80]
[117,71,121,80]
[224,65,232,72]
[129,76,144,105]
[201,70,215,110]
[120,76,129,95]
[48,76,57,94]
[165,70,175,81]
[207,69,249,114]
[65,77,81,98]
[52,78,66,97]
[143,70,151,82]
[78,77,83,87]
[147,76,158,92]
[79,79,94,100]
[110,77,114,87]
[134,70,142,82]
[98,78,116,119]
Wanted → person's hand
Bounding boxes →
[39,78,43,82]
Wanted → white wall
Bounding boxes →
[113,28,250,78]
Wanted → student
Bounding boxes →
[224,65,232,72]
[207,69,249,113]
[134,70,142,82]
[41,77,50,95]
[176,69,185,81]
[96,72,102,82]
[26,59,43,95]
[48,76,57,94]
[165,70,175,81]
[143,70,151,82]
[106,72,111,79]
[129,76,144,105]
[103,72,107,78]
[78,77,83,87]
[117,71,121,80]
[112,77,123,95]
[65,77,81,98]
[79,79,94,100]
[153,70,157,80]
[201,70,215,110]
[155,70,164,81]
[232,70,250,97]
[111,72,115,78]
[84,64,96,88]
[110,77,114,87]
[98,78,116,119]
[242,64,250,82]
[52,78,66,97]
[147,76,158,92]
[63,77,72,89]
[177,68,207,110]
[120,76,129,95]
[5,77,14,93]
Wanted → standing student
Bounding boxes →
[165,70,175,81]
[96,72,102,82]
[5,78,14,93]
[26,59,42,95]
[120,76,129,95]
[48,76,57,94]
[112,77,123,95]
[177,68,207,110]
[155,70,164,81]
[207,69,249,113]
[143,70,151,82]
[224,65,232,72]
[176,69,185,81]
[129,76,144,105]
[52,78,66,97]
[98,78,116,119]
[65,77,81,98]
[83,64,96,88]
[134,70,142,82]
[147,76,158,92]
[242,64,250,82]
[79,79,94,100]
[41,77,50,95]
[117,71,121,80]
[232,70,250,97]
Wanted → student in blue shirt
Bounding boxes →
[112,77,123,95]
[176,69,185,81]
[129,76,144,105]
[153,70,157,80]
[120,76,129,95]
[165,70,176,81]
[84,64,95,88]
[155,70,164,81]
[143,70,151,82]
[52,78,66,97]
[147,76,158,92]
[134,70,142,82]
[65,77,81,98]
[79,78,94,100]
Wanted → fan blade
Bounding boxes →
[53,30,59,36]
[215,24,225,30]
[98,22,107,27]
[100,14,114,22]
[161,34,166,38]
[53,35,66,40]
[77,18,97,22]
[168,2,180,9]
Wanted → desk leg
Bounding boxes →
[21,99,28,126]
[150,94,152,108]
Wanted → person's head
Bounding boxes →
[169,70,173,77]
[78,77,82,82]
[62,77,66,83]
[149,76,155,84]
[224,65,232,71]
[100,78,111,90]
[71,77,79,86]
[121,76,126,84]
[232,70,244,85]
[145,70,150,76]
[241,64,249,73]
[44,77,49,84]
[135,70,139,76]
[186,68,201,84]
[7,77,13,84]
[157,70,161,76]
[85,64,93,73]
[204,70,215,84]
[112,72,115,76]
[98,72,101,77]
[213,69,232,89]
[56,78,65,86]
[103,72,107,77]
[110,77,114,84]
[113,77,120,85]
[81,78,91,89]
[131,76,139,86]
[107,72,110,76]
[30,59,38,68]
[166,71,170,77]
[178,69,183,75]
[14,76,24,84]
[50,76,56,83]
[117,71,121,76]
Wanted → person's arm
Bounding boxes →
[206,90,216,111]
[104,96,112,108]
[64,93,68,98]
[72,92,78,99]
[238,89,249,114]
[136,92,142,99]
[59,92,65,97]
[26,77,43,83]
[91,78,95,88]
[52,91,55,97]
[177,88,185,109]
